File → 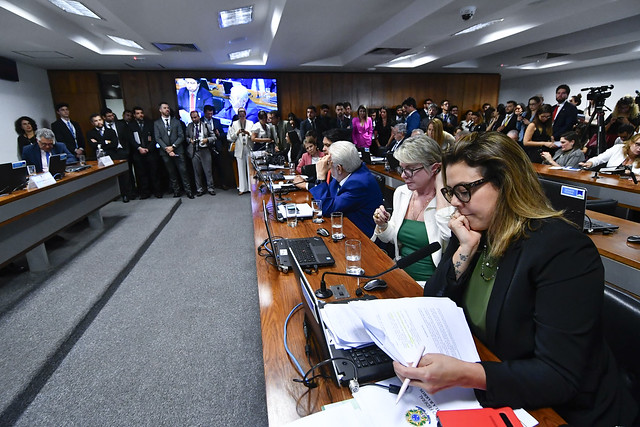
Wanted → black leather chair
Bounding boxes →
[603,283,640,407]
[586,199,618,216]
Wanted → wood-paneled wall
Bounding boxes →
[48,70,500,126]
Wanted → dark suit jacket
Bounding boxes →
[309,162,382,237]
[405,110,421,136]
[498,113,518,134]
[424,219,636,426]
[86,127,129,160]
[154,117,185,156]
[299,118,318,140]
[51,119,85,153]
[127,119,155,152]
[177,86,214,116]
[22,142,77,173]
[331,116,351,130]
[438,112,458,132]
[552,102,578,140]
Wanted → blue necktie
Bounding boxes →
[45,151,50,167]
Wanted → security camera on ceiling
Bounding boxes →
[460,6,476,21]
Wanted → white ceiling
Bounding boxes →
[1,0,639,79]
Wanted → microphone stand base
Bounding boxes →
[315,288,333,299]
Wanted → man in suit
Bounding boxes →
[154,102,194,199]
[437,99,458,133]
[215,84,259,128]
[102,107,136,198]
[402,97,421,137]
[86,113,132,202]
[299,105,319,142]
[496,100,518,134]
[186,111,217,196]
[22,128,77,173]
[268,111,288,159]
[419,104,439,131]
[202,105,233,190]
[331,102,351,131]
[552,84,578,140]
[177,78,214,123]
[51,103,86,158]
[309,141,383,237]
[128,106,162,199]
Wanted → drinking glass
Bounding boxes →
[345,239,362,275]
[27,165,36,176]
[331,212,344,240]
[312,200,323,223]
[78,154,86,166]
[286,203,297,228]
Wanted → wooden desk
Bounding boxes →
[0,160,127,271]
[533,164,640,211]
[250,177,565,426]
[586,210,640,295]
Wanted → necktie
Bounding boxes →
[138,121,144,131]
[503,114,510,126]
[553,105,559,120]
[190,93,195,112]
[165,119,170,135]
[108,122,118,137]
[66,121,76,138]
[45,151,50,166]
[195,124,200,140]
[99,127,104,136]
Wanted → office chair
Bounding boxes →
[586,199,618,216]
[603,283,640,407]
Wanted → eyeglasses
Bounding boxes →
[441,178,488,203]
[398,166,424,178]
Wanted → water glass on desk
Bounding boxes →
[331,212,344,240]
[27,165,36,177]
[78,154,86,166]
[286,203,297,228]
[345,239,362,275]
[312,200,323,223]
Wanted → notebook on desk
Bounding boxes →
[538,178,619,233]
[290,250,394,386]
[261,200,334,269]
[0,161,28,195]
[48,154,67,180]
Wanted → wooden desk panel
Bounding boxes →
[251,176,565,426]
[534,163,640,210]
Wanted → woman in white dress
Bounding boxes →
[227,108,254,195]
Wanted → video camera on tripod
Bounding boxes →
[582,85,613,107]
[581,85,614,157]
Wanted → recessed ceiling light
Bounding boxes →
[453,18,503,36]
[515,60,572,70]
[219,6,253,29]
[108,36,142,49]
[228,49,251,60]
[48,0,100,19]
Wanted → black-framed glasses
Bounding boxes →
[441,178,488,203]
[398,166,424,178]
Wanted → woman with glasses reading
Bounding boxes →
[394,132,637,426]
[373,135,454,285]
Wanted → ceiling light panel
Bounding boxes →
[219,6,253,29]
[453,19,504,36]
[108,35,142,49]
[228,49,251,60]
[48,0,100,19]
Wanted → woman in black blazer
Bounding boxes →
[394,132,637,426]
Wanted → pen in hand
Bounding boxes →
[395,345,425,404]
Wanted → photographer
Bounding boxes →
[603,96,640,147]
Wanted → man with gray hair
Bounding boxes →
[22,128,77,173]
[309,141,382,236]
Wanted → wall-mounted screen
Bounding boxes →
[174,77,277,131]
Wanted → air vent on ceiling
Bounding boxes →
[365,47,411,56]
[12,51,72,59]
[152,43,200,52]
[522,52,569,60]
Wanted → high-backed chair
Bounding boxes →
[602,283,640,406]
[586,199,618,216]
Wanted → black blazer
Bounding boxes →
[22,142,77,173]
[499,113,518,134]
[86,127,129,160]
[424,219,637,426]
[552,102,578,140]
[127,119,155,152]
[51,119,85,153]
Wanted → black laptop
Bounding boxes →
[0,161,28,194]
[538,178,619,233]
[291,250,394,386]
[48,154,67,180]
[261,200,334,269]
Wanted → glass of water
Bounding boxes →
[345,239,362,275]
[27,165,36,177]
[312,200,323,223]
[331,212,344,240]
[286,203,297,228]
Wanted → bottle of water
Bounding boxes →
[384,156,390,171]
[96,144,105,162]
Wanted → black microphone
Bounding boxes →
[625,166,638,184]
[315,242,441,299]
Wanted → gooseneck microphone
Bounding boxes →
[314,242,441,299]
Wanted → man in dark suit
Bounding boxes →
[177,78,214,123]
[437,99,458,134]
[202,105,233,190]
[496,100,518,134]
[102,107,136,198]
[331,102,351,133]
[22,128,77,173]
[402,97,421,137]
[309,141,383,237]
[128,106,162,199]
[299,105,319,141]
[552,84,578,140]
[154,102,193,198]
[186,110,216,196]
[214,84,259,127]
[51,103,86,158]
[86,113,132,202]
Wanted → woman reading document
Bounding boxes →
[394,132,637,426]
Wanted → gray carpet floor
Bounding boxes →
[0,192,268,426]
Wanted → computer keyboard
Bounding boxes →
[286,240,316,264]
[348,346,392,368]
